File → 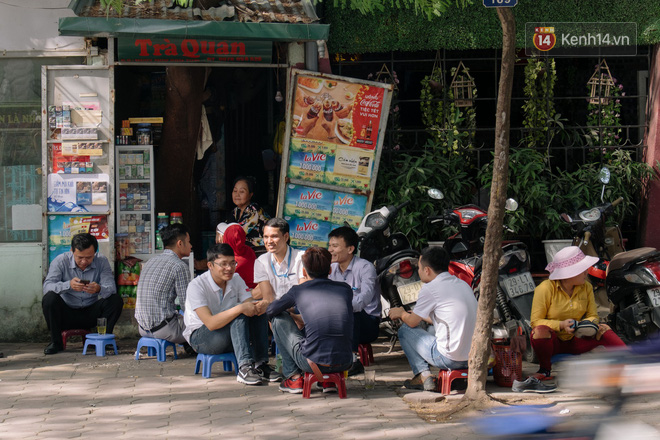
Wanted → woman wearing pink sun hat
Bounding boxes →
[530,246,626,379]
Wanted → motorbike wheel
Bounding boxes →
[524,338,538,363]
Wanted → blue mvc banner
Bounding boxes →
[483,0,517,7]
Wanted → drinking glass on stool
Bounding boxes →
[97,318,107,335]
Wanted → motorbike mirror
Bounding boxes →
[505,198,518,211]
[427,188,444,200]
[560,213,573,223]
[599,167,611,184]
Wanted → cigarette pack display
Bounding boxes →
[62,105,71,128]
[48,106,57,129]
[55,106,63,128]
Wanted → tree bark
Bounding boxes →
[464,7,516,401]
[156,66,206,237]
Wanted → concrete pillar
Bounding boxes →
[640,44,660,248]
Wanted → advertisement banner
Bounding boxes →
[47,173,109,213]
[278,70,392,249]
[47,214,109,263]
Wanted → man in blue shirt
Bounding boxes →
[267,247,354,394]
[328,226,380,376]
[42,233,122,355]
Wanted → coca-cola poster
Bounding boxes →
[279,70,391,248]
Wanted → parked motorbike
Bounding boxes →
[562,167,660,340]
[429,194,537,360]
[561,167,626,319]
[357,200,423,350]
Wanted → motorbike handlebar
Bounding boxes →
[583,230,591,246]
[395,201,411,211]
[612,197,624,207]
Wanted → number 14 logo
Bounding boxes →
[533,27,556,51]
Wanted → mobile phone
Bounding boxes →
[80,279,90,285]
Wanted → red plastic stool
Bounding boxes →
[437,369,469,395]
[357,343,375,367]
[61,329,91,350]
[302,372,347,399]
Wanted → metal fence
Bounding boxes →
[331,47,651,172]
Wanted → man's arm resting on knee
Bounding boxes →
[194,302,256,331]
[388,307,423,328]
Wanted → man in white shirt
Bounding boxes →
[389,246,478,392]
[253,218,304,303]
[183,243,279,384]
[328,226,380,376]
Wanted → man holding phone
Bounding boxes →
[42,233,122,355]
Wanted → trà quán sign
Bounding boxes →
[118,38,272,64]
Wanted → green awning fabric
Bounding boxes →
[59,16,329,42]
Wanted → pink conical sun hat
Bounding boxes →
[545,246,599,280]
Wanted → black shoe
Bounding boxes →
[182,342,197,356]
[44,343,63,355]
[237,364,263,386]
[347,360,365,377]
[254,363,283,382]
[512,377,557,393]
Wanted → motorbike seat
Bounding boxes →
[607,247,659,274]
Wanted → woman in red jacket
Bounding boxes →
[223,224,257,289]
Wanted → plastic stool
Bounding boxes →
[194,353,238,378]
[357,343,375,367]
[82,333,118,357]
[302,372,347,399]
[61,329,91,350]
[135,337,179,362]
[437,369,469,395]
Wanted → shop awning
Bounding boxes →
[59,0,329,42]
[59,17,328,42]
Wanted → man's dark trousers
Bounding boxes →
[42,292,124,346]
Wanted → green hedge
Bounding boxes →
[324,0,660,53]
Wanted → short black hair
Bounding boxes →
[265,217,289,235]
[420,246,450,274]
[207,243,234,262]
[233,176,256,194]
[328,226,358,254]
[161,224,190,248]
[71,233,98,253]
[302,247,332,279]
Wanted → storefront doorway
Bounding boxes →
[114,65,284,256]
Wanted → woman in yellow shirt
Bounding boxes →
[530,246,626,379]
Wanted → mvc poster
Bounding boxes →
[47,214,109,263]
[279,71,391,250]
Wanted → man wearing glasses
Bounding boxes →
[183,243,275,385]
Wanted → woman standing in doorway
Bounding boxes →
[227,176,270,249]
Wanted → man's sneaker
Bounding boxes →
[237,364,263,386]
[404,373,438,392]
[347,359,365,377]
[279,376,304,394]
[316,381,338,393]
[255,363,283,382]
[512,377,557,393]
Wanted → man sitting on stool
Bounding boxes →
[183,244,277,385]
[328,226,380,376]
[42,233,123,355]
[267,247,354,394]
[389,246,477,391]
[135,223,192,348]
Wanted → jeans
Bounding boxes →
[270,313,352,379]
[189,314,269,367]
[353,311,380,352]
[398,323,468,375]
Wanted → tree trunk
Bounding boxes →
[464,7,516,401]
[156,66,206,238]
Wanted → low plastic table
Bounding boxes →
[82,333,118,357]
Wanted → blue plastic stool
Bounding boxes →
[82,333,118,357]
[194,353,238,378]
[135,337,179,362]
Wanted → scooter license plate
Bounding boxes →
[398,281,424,305]
[646,288,660,307]
[501,272,536,298]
